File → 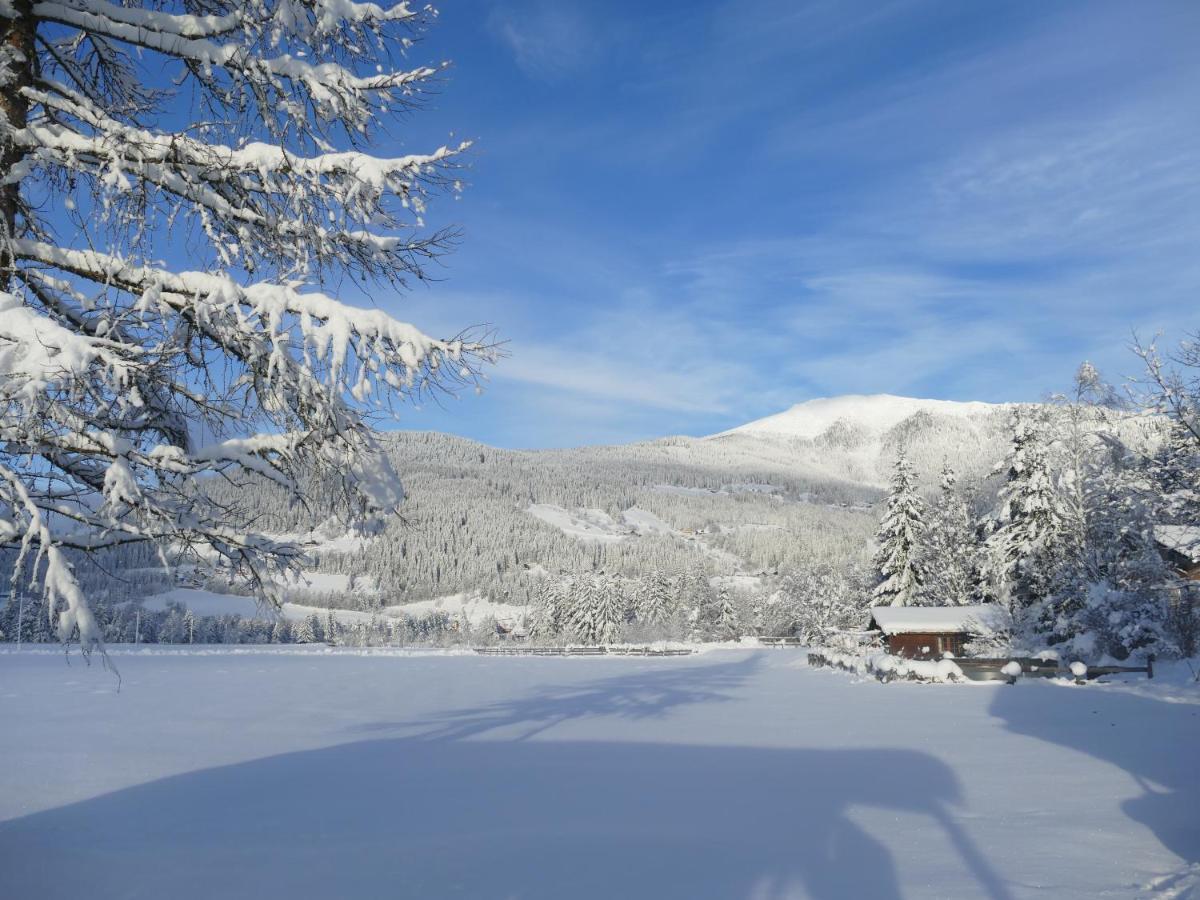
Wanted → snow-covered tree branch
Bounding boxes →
[0,0,494,655]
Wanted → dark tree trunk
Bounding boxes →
[0,0,34,277]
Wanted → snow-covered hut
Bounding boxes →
[1154,525,1200,581]
[867,605,1003,659]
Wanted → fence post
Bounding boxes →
[1147,654,1155,680]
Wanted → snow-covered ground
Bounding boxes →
[0,648,1196,899]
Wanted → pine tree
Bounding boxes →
[873,453,926,607]
[985,408,1076,644]
[714,585,740,641]
[635,572,675,628]
[592,574,625,645]
[0,2,494,655]
[919,464,978,606]
[293,614,315,644]
[526,579,553,639]
[567,574,600,643]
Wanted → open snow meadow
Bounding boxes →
[1,647,1197,900]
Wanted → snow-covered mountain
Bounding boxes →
[717,394,1008,441]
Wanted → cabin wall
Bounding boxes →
[886,632,967,660]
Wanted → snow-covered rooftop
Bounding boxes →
[868,604,1004,635]
[1154,524,1200,563]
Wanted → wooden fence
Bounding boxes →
[474,646,695,657]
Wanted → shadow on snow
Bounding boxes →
[989,682,1200,871]
[355,652,767,742]
[0,656,1017,900]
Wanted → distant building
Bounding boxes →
[867,605,1003,659]
[495,621,528,641]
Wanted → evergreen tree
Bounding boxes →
[919,464,978,606]
[635,572,675,628]
[985,408,1076,644]
[293,615,316,644]
[873,453,926,607]
[528,575,568,638]
[592,574,625,645]
[567,574,601,643]
[714,586,740,641]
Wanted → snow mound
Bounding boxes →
[716,394,1005,441]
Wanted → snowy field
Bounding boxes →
[1,648,1197,900]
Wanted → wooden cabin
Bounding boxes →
[867,605,1003,660]
[1154,524,1200,581]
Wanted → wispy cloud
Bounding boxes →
[488,2,604,80]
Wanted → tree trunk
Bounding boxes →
[0,0,34,277]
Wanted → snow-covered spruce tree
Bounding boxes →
[918,463,978,606]
[872,453,925,607]
[0,2,491,655]
[634,571,675,628]
[592,574,625,645]
[564,572,594,642]
[527,575,567,641]
[984,407,1078,646]
[713,584,739,641]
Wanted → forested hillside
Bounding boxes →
[195,397,1022,609]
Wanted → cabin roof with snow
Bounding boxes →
[1155,524,1200,563]
[1154,524,1200,580]
[867,605,1003,636]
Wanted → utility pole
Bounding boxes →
[16,590,24,651]
[135,609,141,645]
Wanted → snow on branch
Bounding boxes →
[10,239,487,401]
[0,2,497,657]
[32,0,438,129]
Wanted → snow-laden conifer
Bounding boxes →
[592,574,625,645]
[634,571,675,627]
[872,453,925,607]
[919,463,978,606]
[0,1,493,655]
[984,407,1077,645]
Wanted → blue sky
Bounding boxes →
[365,0,1200,448]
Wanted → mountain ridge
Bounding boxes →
[714,393,1011,441]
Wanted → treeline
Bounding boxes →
[0,595,469,648]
